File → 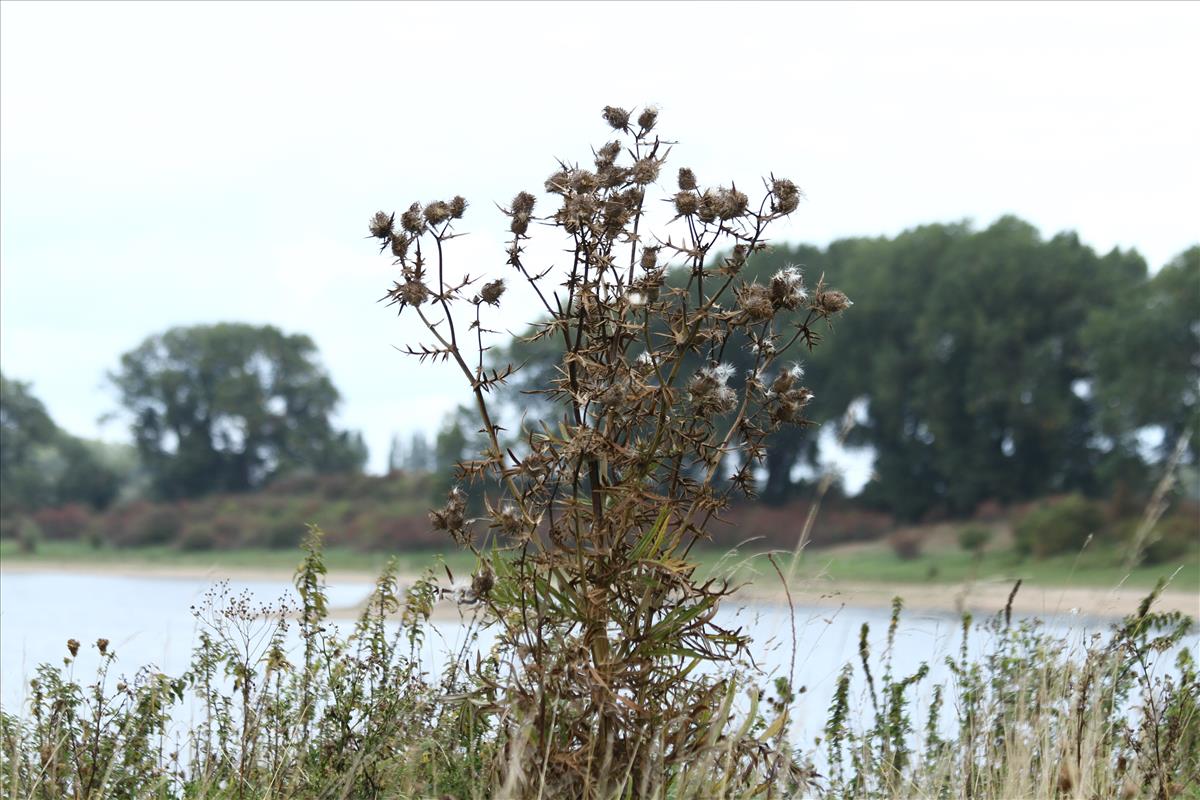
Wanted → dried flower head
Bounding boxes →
[640,246,659,271]
[512,191,537,215]
[479,278,505,306]
[449,195,468,219]
[677,167,697,191]
[769,265,806,310]
[562,426,609,463]
[570,169,600,194]
[736,283,774,321]
[390,233,410,259]
[815,289,852,316]
[602,198,632,236]
[423,201,452,226]
[96,637,109,655]
[697,189,719,223]
[595,140,622,168]
[637,106,659,131]
[400,203,425,235]
[511,212,532,236]
[631,157,661,185]
[598,164,629,189]
[67,638,80,657]
[771,387,813,424]
[470,566,495,599]
[602,105,632,131]
[688,364,738,416]
[492,502,524,538]
[430,486,468,545]
[368,211,394,239]
[388,278,429,309]
[722,244,750,275]
[771,178,801,214]
[544,169,570,195]
[715,187,749,219]
[674,190,699,217]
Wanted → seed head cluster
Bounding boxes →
[367,105,850,790]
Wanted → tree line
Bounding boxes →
[2,324,367,513]
[3,217,1196,522]
[496,216,1198,520]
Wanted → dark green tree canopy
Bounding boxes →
[110,323,366,499]
[1084,246,1200,464]
[490,217,1194,520]
[1,374,125,511]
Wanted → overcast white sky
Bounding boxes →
[2,1,1197,474]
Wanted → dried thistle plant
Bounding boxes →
[369,105,848,793]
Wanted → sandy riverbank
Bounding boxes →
[3,559,1195,619]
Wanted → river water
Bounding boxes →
[1,571,1193,747]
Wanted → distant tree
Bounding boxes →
[1,375,58,508]
[109,323,366,499]
[387,434,404,474]
[1,374,125,510]
[388,431,435,474]
[488,218,1190,520]
[1084,246,1200,465]
[408,430,433,473]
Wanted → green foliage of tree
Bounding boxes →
[1,374,57,508]
[1084,246,1200,464]
[743,219,1153,519]
[109,323,366,499]
[1,374,125,511]
[492,218,1195,521]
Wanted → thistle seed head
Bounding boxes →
[771,178,801,214]
[544,169,570,195]
[598,164,628,189]
[815,289,852,316]
[595,140,622,168]
[369,211,395,239]
[637,106,659,131]
[697,190,718,223]
[602,105,632,131]
[390,279,429,309]
[631,157,661,185]
[511,191,537,215]
[569,169,600,195]
[479,278,505,306]
[674,190,699,217]
[688,364,738,416]
[677,167,697,191]
[737,283,774,321]
[511,212,531,236]
[715,187,749,219]
[390,234,410,259]
[96,638,109,655]
[430,487,469,546]
[67,639,80,658]
[493,503,526,540]
[770,265,806,310]
[400,203,425,235]
[423,201,452,226]
[640,246,659,271]
[723,244,749,275]
[449,195,468,219]
[602,198,631,235]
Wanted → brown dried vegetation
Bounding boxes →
[370,105,847,794]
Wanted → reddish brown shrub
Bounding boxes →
[31,504,93,541]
